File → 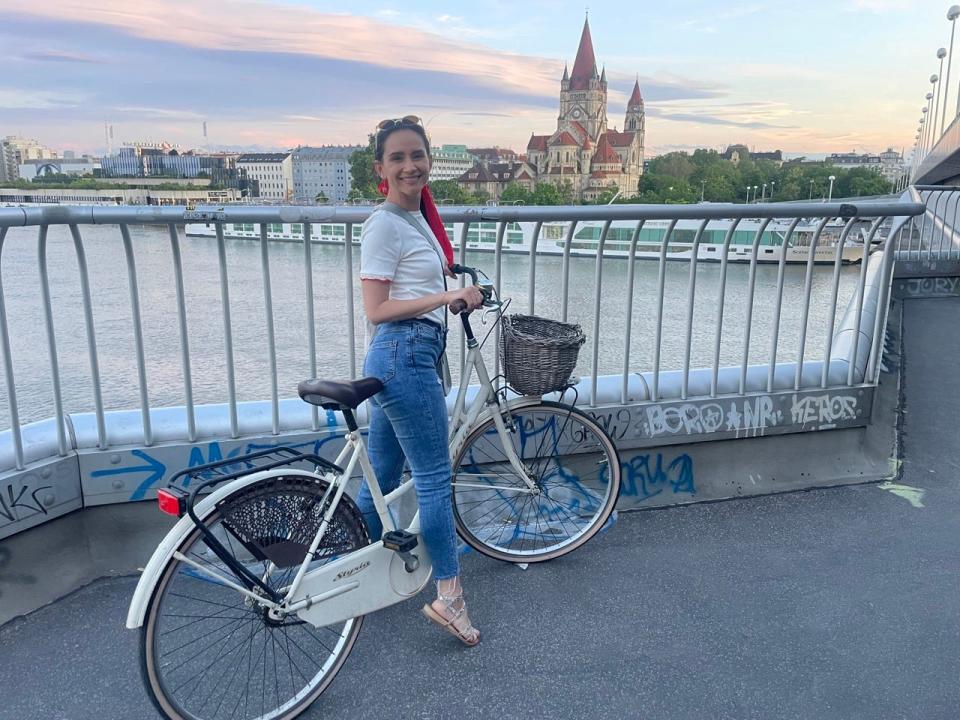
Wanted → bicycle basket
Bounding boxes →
[500,313,585,396]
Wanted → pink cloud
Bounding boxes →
[3,0,563,98]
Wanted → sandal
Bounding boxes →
[421,589,480,647]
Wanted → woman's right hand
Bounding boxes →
[447,285,484,314]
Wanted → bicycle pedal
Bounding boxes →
[382,530,418,553]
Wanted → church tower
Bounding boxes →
[558,17,608,140]
[625,79,644,135]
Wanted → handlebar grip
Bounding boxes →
[449,263,479,284]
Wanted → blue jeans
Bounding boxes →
[356,319,460,580]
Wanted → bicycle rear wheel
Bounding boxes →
[451,400,621,563]
[140,474,368,720]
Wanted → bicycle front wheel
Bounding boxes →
[140,474,369,720]
[451,400,621,563]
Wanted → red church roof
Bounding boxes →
[592,133,620,164]
[628,79,643,106]
[602,130,635,147]
[550,131,580,146]
[569,17,597,91]
[527,135,549,151]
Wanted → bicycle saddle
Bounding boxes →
[298,377,384,410]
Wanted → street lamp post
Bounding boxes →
[761,182,768,202]
[769,180,776,200]
[827,175,836,202]
[934,54,946,140]
[949,6,960,126]
[922,105,931,157]
[745,185,751,203]
[809,179,815,200]
[752,185,758,204]
[700,179,706,202]
[928,76,939,148]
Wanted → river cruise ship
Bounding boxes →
[184,217,866,264]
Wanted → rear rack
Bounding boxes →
[168,445,342,502]
[165,445,345,605]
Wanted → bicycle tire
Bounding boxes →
[451,400,621,563]
[140,473,369,720]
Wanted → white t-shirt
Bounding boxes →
[359,207,447,330]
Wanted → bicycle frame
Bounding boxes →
[447,311,539,489]
[130,303,542,633]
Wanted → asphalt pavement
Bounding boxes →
[1,296,959,720]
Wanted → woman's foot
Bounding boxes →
[420,578,480,646]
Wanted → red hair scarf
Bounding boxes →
[378,180,454,267]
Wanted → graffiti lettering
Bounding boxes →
[904,276,960,296]
[589,408,632,441]
[619,452,695,501]
[790,394,858,428]
[0,482,53,525]
[646,397,780,438]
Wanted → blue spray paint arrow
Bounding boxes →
[90,449,167,501]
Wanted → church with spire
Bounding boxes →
[525,16,645,201]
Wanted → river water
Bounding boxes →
[0,223,861,430]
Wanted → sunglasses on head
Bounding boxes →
[376,115,422,131]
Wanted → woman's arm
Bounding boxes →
[362,280,482,325]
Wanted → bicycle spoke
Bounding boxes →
[144,475,368,720]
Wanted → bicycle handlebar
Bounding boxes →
[448,264,493,315]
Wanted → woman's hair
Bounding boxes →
[374,120,431,162]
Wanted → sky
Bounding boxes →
[0,0,953,157]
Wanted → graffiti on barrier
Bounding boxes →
[644,396,781,439]
[0,481,53,525]
[88,433,345,501]
[789,394,858,429]
[901,276,960,296]
[620,452,695,502]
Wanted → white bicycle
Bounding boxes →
[126,265,621,720]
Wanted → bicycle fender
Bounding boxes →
[125,468,322,629]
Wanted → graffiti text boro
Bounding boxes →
[646,396,779,438]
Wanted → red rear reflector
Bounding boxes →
[157,488,186,517]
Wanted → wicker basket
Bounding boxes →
[500,314,585,396]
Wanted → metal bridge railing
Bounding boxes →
[896,185,960,263]
[0,200,923,478]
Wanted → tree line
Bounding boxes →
[349,138,896,205]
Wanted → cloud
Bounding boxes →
[0,88,85,109]
[646,106,795,130]
[1,0,563,98]
[22,50,103,63]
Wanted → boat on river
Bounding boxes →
[185,217,866,264]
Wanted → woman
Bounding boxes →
[356,115,484,646]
